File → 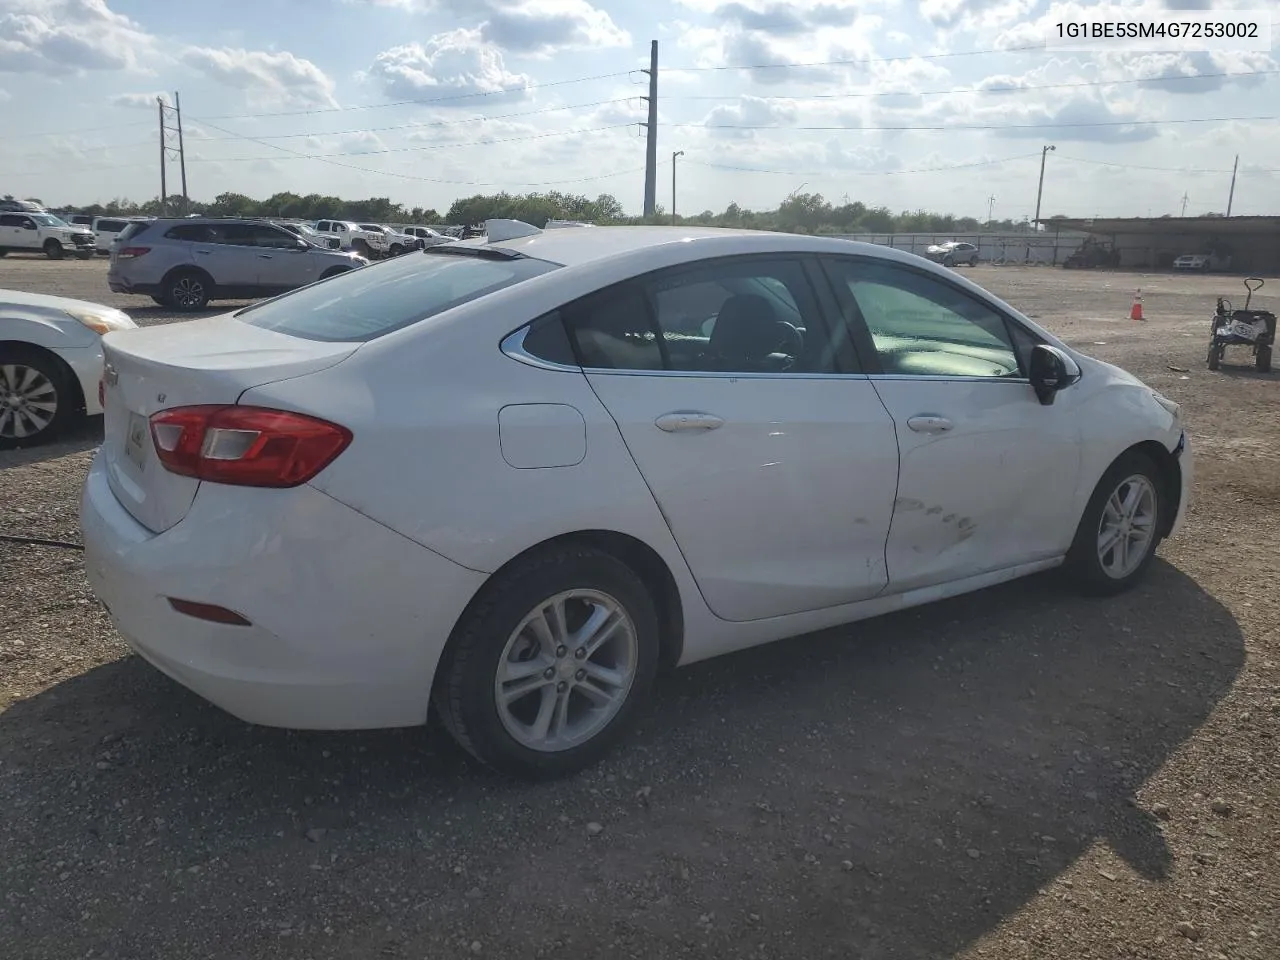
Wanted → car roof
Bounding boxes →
[467,225,921,269]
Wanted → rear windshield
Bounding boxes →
[117,221,151,243]
[235,251,560,342]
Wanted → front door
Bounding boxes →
[0,214,39,250]
[821,256,1084,593]
[242,223,317,291]
[563,255,901,623]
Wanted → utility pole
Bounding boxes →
[1032,144,1055,232]
[986,194,996,226]
[671,150,683,223]
[157,93,187,215]
[1181,191,1189,217]
[175,91,188,214]
[1226,153,1239,216]
[641,41,658,219]
[157,96,168,216]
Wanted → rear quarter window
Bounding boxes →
[235,251,560,342]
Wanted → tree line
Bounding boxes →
[28,189,1056,234]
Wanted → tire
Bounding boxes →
[163,269,211,311]
[151,295,167,306]
[352,239,372,258]
[389,244,403,257]
[1257,344,1273,373]
[433,545,661,780]
[43,240,64,260]
[1064,451,1165,596]
[942,256,954,267]
[0,345,77,449]
[968,255,978,267]
[319,266,350,281]
[1207,343,1223,371]
[76,250,93,260]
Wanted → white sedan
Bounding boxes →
[1,289,137,448]
[81,223,1191,779]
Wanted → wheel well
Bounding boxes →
[1120,439,1183,537]
[162,265,214,290]
[464,531,685,672]
[320,266,350,280]
[0,340,86,413]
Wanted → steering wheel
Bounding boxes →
[772,320,804,358]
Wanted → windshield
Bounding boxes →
[235,250,560,342]
[32,214,69,227]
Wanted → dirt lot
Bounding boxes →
[2,254,1278,960]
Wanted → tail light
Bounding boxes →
[116,246,150,259]
[98,377,105,408]
[148,405,352,488]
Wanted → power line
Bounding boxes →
[668,43,1049,73]
[188,117,656,187]
[187,99,637,142]
[1054,154,1280,175]
[193,71,637,121]
[188,124,634,164]
[671,114,1278,132]
[683,153,1043,179]
[9,119,155,140]
[666,68,1280,102]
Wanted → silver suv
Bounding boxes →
[107,217,368,311]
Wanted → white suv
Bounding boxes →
[0,211,96,259]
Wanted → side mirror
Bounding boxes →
[1028,344,1082,405]
[295,238,309,250]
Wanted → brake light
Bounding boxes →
[116,246,150,259]
[148,405,352,487]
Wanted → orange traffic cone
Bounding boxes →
[1129,289,1145,321]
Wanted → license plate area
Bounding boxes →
[125,411,149,470]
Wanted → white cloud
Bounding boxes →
[0,0,156,74]
[351,0,629,56]
[704,95,799,139]
[366,30,532,105]
[183,47,338,108]
[110,91,168,109]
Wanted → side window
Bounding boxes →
[19,217,36,229]
[165,224,213,242]
[561,284,665,371]
[249,225,300,248]
[645,259,840,374]
[518,312,578,366]
[825,259,1021,379]
[0,214,22,227]
[556,259,848,374]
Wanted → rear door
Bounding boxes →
[192,223,269,292]
[0,213,24,248]
[565,255,901,623]
[242,223,319,291]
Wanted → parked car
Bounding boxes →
[0,289,136,447]
[0,210,96,259]
[312,220,405,258]
[82,224,1190,779]
[402,225,455,249]
[925,241,979,267]
[91,216,147,255]
[1173,252,1229,271]
[107,217,368,311]
[275,221,342,250]
[0,198,47,213]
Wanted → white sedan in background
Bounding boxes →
[81,222,1191,779]
[1,290,136,448]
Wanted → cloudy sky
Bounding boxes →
[0,0,1276,219]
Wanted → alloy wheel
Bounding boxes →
[1096,474,1158,579]
[0,363,58,440]
[494,589,639,753]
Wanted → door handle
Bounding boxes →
[258,254,273,259]
[906,415,953,434]
[655,412,725,433]
[194,249,211,255]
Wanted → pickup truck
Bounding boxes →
[0,211,96,259]
[312,220,415,258]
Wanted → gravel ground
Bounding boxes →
[2,254,1278,960]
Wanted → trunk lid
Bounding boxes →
[99,315,359,533]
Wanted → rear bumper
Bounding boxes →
[80,455,488,729]
[106,273,159,296]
